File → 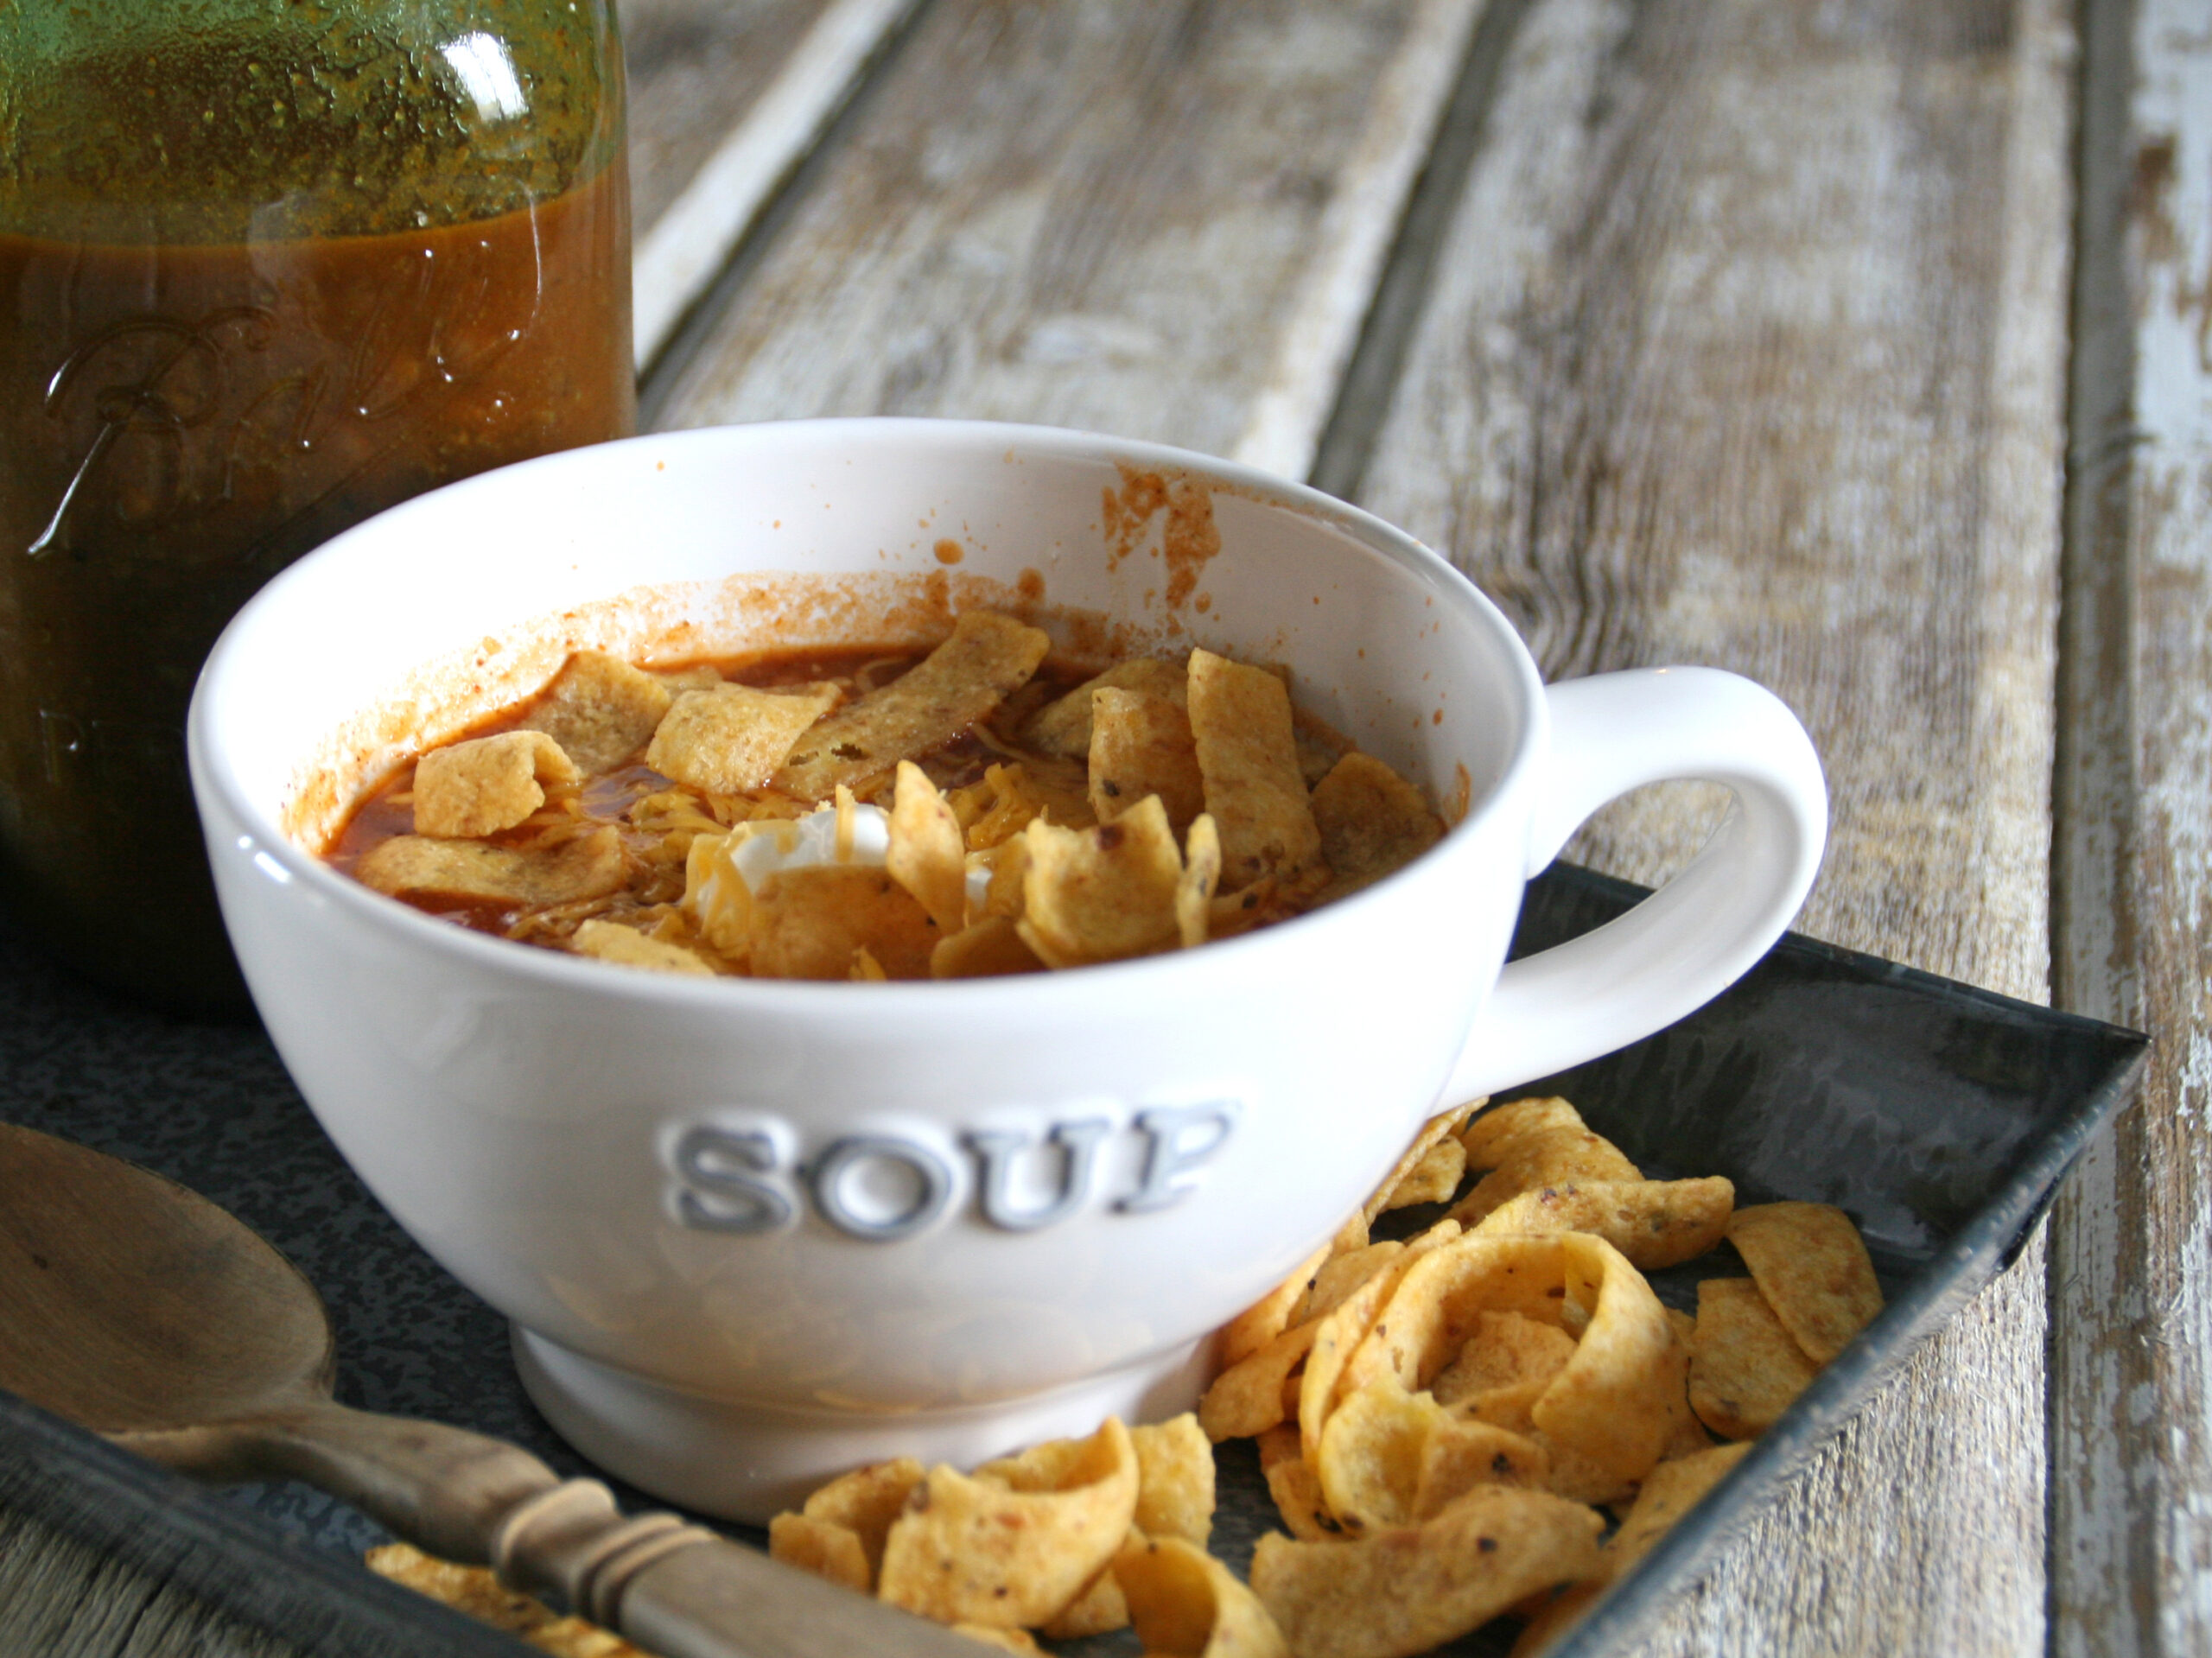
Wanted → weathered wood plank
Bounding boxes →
[643,0,1488,466]
[1222,0,1501,479]
[624,0,923,369]
[624,0,836,239]
[2049,0,2212,1651]
[1346,0,2074,1651]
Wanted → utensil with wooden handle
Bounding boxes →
[0,1122,980,1658]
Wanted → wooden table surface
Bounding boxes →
[6,0,2208,1652]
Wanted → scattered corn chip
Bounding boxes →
[1459,1099,1592,1167]
[802,1457,925,1579]
[1389,1138,1468,1211]
[1175,814,1222,949]
[1250,1486,1604,1658]
[1115,1534,1289,1658]
[776,611,1051,799]
[652,664,727,694]
[1528,1236,1689,1484]
[1089,686,1206,828]
[1294,715,1354,789]
[1316,1376,1440,1530]
[1650,1305,1711,1450]
[766,1511,872,1591]
[1472,1177,1734,1270]
[1335,1233,1686,1486]
[1412,1413,1551,1517]
[975,832,1030,918]
[1018,796,1185,967]
[1686,1276,1822,1439]
[931,914,1046,978]
[570,918,714,975]
[1023,657,1187,757]
[1298,1222,1461,1463]
[356,825,626,907]
[647,683,841,795]
[518,650,675,772]
[412,729,581,839]
[1296,1241,1406,1326]
[889,761,971,930]
[1507,1441,1753,1655]
[1663,1413,1716,1464]
[1309,750,1444,898]
[1132,1413,1217,1547]
[1334,1236,1582,1407]
[366,1542,649,1656]
[1429,1311,1578,1413]
[952,1626,1044,1654]
[1218,1242,1330,1369]
[1611,1439,1753,1561]
[1186,648,1324,889]
[977,1422,1126,1495]
[1448,1373,1557,1439]
[1725,1202,1885,1364]
[1039,1563,1131,1641]
[1257,1426,1344,1541]
[878,1418,1138,1629]
[1363,1102,1482,1223]
[749,865,938,981]
[1317,1375,1551,1531]
[682,829,756,957]
[1526,1429,1637,1509]
[1200,1321,1317,1442]
[1451,1125,1642,1227]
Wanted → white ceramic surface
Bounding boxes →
[188,419,1826,1520]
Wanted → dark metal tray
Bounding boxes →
[0,864,2148,1656]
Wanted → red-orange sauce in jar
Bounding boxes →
[0,12,632,1013]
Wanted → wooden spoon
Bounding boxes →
[0,1122,980,1658]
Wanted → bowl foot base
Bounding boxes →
[510,1325,1215,1523]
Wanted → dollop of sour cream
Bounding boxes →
[685,800,990,947]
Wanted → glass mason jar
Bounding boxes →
[0,1,634,1015]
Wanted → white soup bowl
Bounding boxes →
[188,419,1825,1519]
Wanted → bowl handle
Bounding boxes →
[1443,667,1827,1102]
